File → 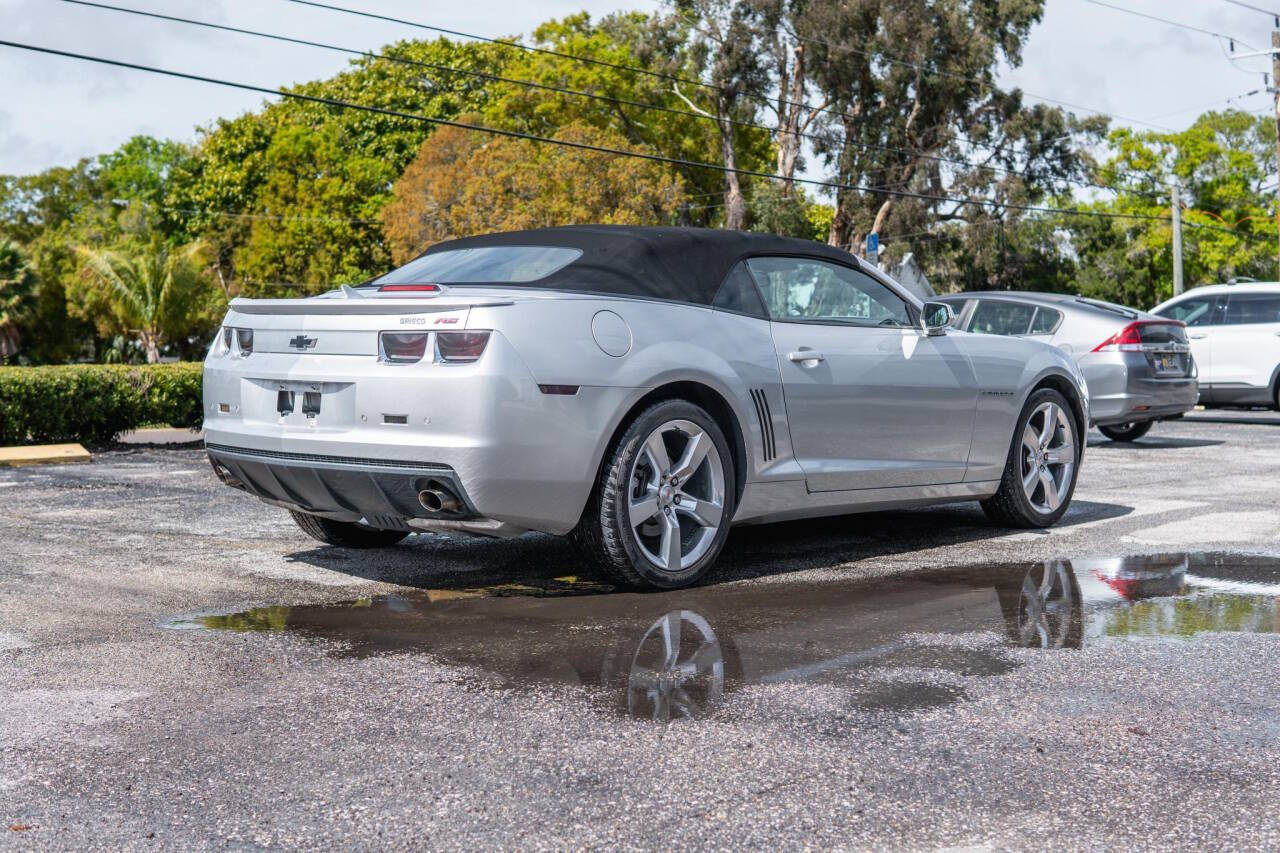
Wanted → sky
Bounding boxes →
[0,0,1277,178]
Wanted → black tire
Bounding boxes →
[289,510,409,548]
[981,387,1082,529]
[570,399,736,590]
[1098,421,1153,442]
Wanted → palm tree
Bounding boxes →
[76,240,209,363]
[0,240,36,361]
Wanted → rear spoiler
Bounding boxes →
[227,295,513,316]
[1073,296,1138,319]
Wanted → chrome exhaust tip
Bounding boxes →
[418,488,461,514]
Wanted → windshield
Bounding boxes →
[371,246,583,286]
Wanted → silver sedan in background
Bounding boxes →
[936,292,1198,442]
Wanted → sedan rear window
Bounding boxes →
[1028,307,1063,335]
[372,246,583,285]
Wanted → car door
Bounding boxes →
[1214,292,1280,389]
[1153,293,1224,386]
[746,256,979,492]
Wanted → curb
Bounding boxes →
[0,443,92,468]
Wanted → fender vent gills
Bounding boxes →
[750,388,776,462]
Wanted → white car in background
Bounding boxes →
[1152,282,1280,410]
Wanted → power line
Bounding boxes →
[1082,0,1259,46]
[1217,0,1280,19]
[65,0,1166,200]
[285,0,1169,182]
[1136,88,1265,122]
[2,38,1257,234]
[62,0,737,138]
[736,20,1178,132]
[284,0,722,97]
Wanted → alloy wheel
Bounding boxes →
[1019,401,1076,514]
[627,419,726,574]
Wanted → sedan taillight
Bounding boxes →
[1092,320,1187,353]
[234,328,253,356]
[380,332,429,363]
[436,331,490,363]
[1093,323,1143,352]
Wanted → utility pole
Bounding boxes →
[1273,27,1280,274]
[1172,181,1184,296]
[1229,25,1280,275]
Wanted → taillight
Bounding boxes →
[1092,320,1186,352]
[436,331,490,363]
[379,332,429,363]
[234,328,253,356]
[379,283,441,293]
[211,327,233,357]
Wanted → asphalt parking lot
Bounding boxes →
[3,410,1280,849]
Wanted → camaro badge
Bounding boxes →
[289,335,318,350]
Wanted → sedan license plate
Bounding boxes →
[1152,353,1182,374]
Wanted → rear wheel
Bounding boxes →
[289,510,409,548]
[981,388,1081,528]
[1098,421,1153,442]
[571,400,735,590]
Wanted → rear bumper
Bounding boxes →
[206,443,476,531]
[202,337,636,535]
[1081,354,1199,426]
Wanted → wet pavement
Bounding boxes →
[3,412,1280,847]
[172,553,1280,721]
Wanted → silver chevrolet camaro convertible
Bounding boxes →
[204,226,1089,589]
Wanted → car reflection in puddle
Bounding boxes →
[172,552,1280,722]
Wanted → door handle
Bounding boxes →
[1189,333,1208,339]
[788,350,825,364]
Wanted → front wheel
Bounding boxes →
[289,511,410,548]
[981,389,1081,528]
[571,399,735,590]
[1098,421,1152,442]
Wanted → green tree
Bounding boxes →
[169,38,503,293]
[1066,109,1277,308]
[382,123,686,262]
[796,0,1103,257]
[234,123,393,293]
[0,240,37,361]
[479,12,769,228]
[72,240,220,363]
[0,159,96,245]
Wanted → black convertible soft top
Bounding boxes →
[423,225,863,305]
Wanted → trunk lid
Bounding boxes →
[223,286,538,356]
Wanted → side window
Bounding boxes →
[745,257,912,327]
[968,300,1035,336]
[1222,293,1280,325]
[711,262,767,318]
[1028,307,1063,335]
[1154,295,1219,327]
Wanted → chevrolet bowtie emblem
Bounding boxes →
[289,335,318,350]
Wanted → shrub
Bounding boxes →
[0,362,203,446]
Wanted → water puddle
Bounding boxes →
[171,553,1280,721]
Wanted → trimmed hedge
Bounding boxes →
[0,363,203,446]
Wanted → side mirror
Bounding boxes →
[921,301,954,336]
